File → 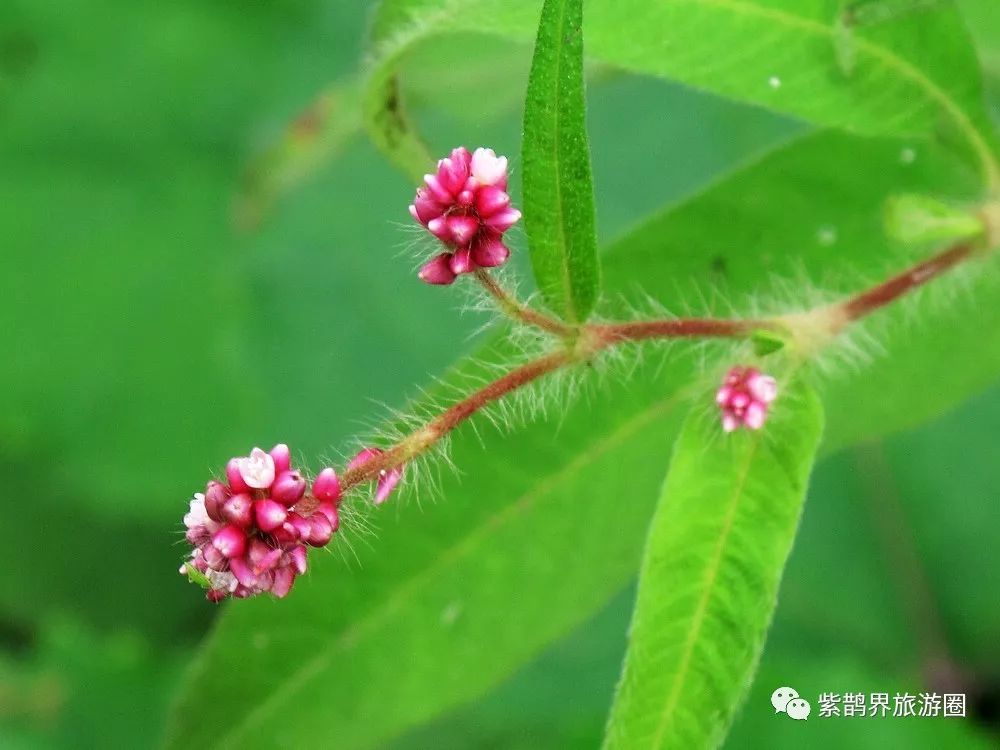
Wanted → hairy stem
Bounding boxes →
[591,318,768,344]
[340,350,573,490]
[343,239,983,494]
[473,269,575,336]
[839,242,973,322]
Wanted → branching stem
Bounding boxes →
[343,240,985,493]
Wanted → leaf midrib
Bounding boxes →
[649,433,761,748]
[533,0,578,322]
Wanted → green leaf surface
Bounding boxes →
[364,0,999,190]
[603,377,823,749]
[521,0,600,321]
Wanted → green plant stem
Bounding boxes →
[342,239,983,493]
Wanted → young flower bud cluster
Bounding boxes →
[716,366,778,432]
[410,147,522,284]
[180,445,342,601]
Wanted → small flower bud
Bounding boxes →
[312,468,342,504]
[228,556,259,589]
[221,493,254,528]
[484,207,522,233]
[410,189,444,225]
[271,566,295,599]
[419,253,458,285]
[470,147,508,187]
[270,443,291,474]
[446,215,479,245]
[226,458,250,493]
[427,216,451,241]
[375,467,403,505]
[471,235,510,268]
[450,247,474,275]
[247,538,283,574]
[183,493,216,532]
[348,447,404,505]
[307,512,334,547]
[253,498,287,532]
[271,521,299,545]
[289,545,308,575]
[315,501,339,530]
[211,525,247,559]
[271,470,307,505]
[474,185,510,217]
[286,512,312,541]
[203,481,229,522]
[185,525,211,546]
[200,543,226,570]
[238,447,276,489]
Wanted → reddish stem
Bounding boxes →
[841,243,973,322]
[340,350,572,490]
[592,318,764,343]
[473,270,574,336]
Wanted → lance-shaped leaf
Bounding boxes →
[604,376,824,749]
[521,0,600,322]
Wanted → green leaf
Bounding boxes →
[166,133,1000,750]
[751,329,787,356]
[603,376,823,749]
[883,192,985,245]
[364,0,999,190]
[521,0,600,321]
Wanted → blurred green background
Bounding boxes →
[1,1,998,747]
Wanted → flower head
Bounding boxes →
[410,146,520,284]
[716,367,778,432]
[180,444,342,602]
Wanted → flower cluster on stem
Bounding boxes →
[181,144,991,602]
[181,444,398,601]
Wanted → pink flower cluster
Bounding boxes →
[180,445,343,601]
[410,147,521,285]
[716,366,778,432]
[181,444,405,601]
